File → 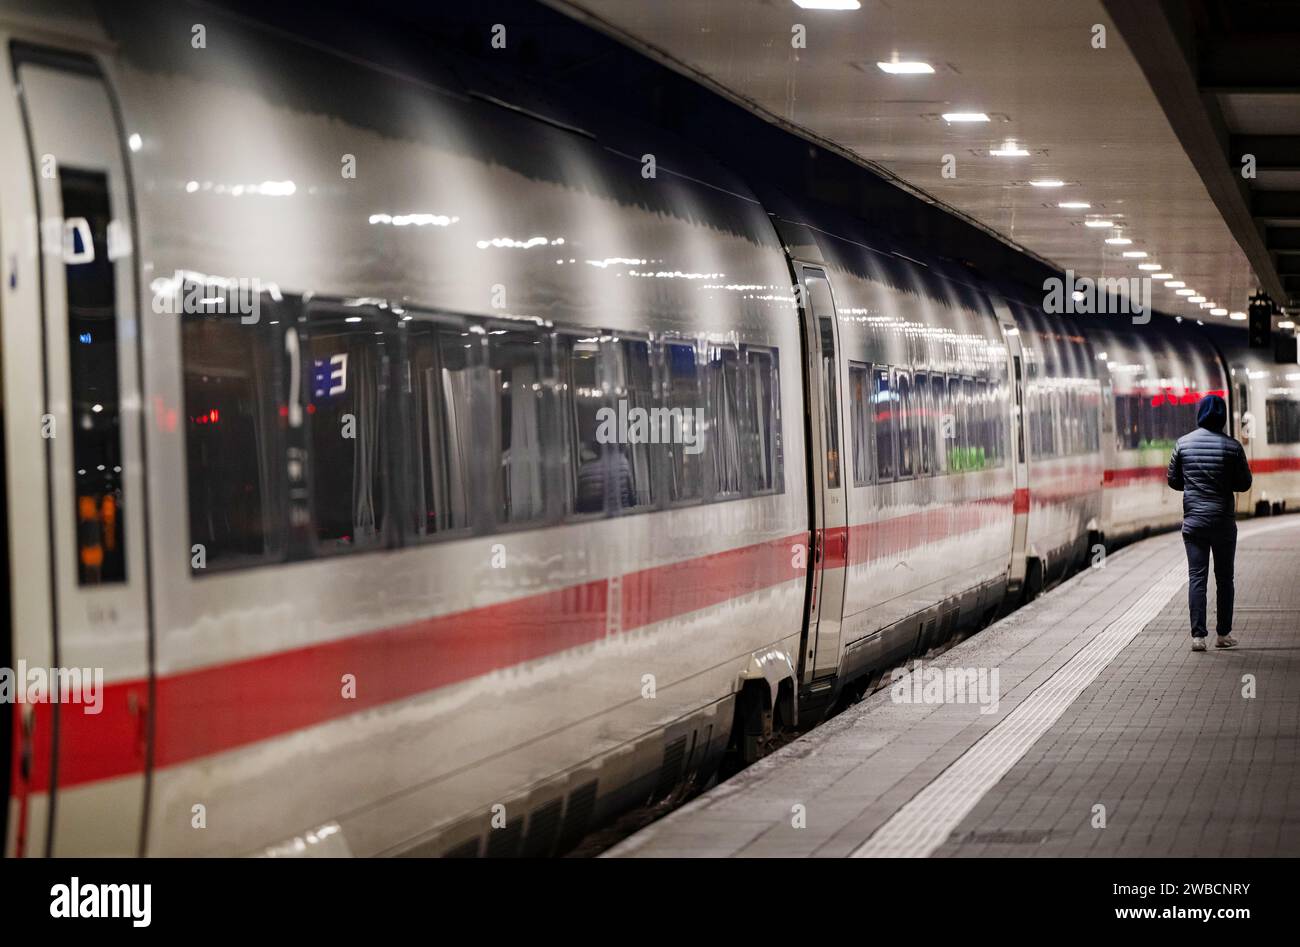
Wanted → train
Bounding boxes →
[2,0,1298,858]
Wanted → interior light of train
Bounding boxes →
[1176,289,1195,296]
[1084,219,1113,228]
[1165,281,1185,288]
[877,61,933,74]
[1121,250,1147,257]
[1105,236,1132,245]
[1152,273,1173,279]
[1138,264,1160,270]
[990,140,1029,156]
[794,0,861,10]
[1212,308,1229,316]
[941,112,989,123]
[1058,201,1090,209]
[368,213,459,227]
[1189,296,1206,303]
[1281,320,1297,329]
[586,258,648,267]
[1029,179,1065,187]
[476,236,562,249]
[1230,312,1247,320]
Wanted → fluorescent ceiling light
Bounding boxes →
[1084,219,1114,228]
[1152,272,1172,279]
[1176,288,1196,296]
[1121,250,1147,258]
[1189,296,1206,303]
[1058,201,1090,209]
[1230,312,1247,320]
[794,0,861,8]
[1212,308,1229,316]
[942,112,990,123]
[1138,264,1160,271]
[1105,236,1133,245]
[1165,281,1185,288]
[1280,319,1296,328]
[991,139,1029,156]
[1029,179,1065,187]
[877,61,934,74]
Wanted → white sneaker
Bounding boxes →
[1192,639,1207,652]
[1215,635,1238,649]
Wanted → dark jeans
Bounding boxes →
[1183,528,1237,638]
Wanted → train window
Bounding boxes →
[915,372,932,476]
[1267,399,1300,444]
[947,376,964,471]
[817,320,842,490]
[707,345,745,498]
[61,168,127,584]
[994,378,1009,465]
[489,325,549,524]
[963,379,980,469]
[849,362,872,486]
[874,367,896,481]
[302,305,391,552]
[663,342,704,504]
[896,370,915,479]
[405,319,474,537]
[558,334,609,515]
[610,338,657,510]
[182,304,285,571]
[744,347,782,494]
[983,380,994,467]
[931,373,948,473]
[1140,392,1155,449]
[1115,393,1134,451]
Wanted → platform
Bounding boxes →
[606,517,1300,858]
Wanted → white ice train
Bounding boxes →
[2,0,1297,857]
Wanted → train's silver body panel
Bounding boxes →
[3,0,1298,858]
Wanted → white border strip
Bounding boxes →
[851,564,1187,857]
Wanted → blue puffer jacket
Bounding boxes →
[1166,394,1252,533]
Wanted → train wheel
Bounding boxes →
[1023,557,1045,604]
[720,682,773,778]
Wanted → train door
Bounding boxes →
[1233,372,1256,514]
[13,48,151,855]
[1002,321,1030,589]
[795,266,849,683]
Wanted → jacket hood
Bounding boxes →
[1197,394,1228,433]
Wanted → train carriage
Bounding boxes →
[2,0,1298,859]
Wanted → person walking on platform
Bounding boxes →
[1167,393,1253,652]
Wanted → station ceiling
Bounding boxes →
[553,0,1300,325]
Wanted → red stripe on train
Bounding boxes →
[29,459,1293,793]
[1249,457,1300,473]
[16,532,810,793]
